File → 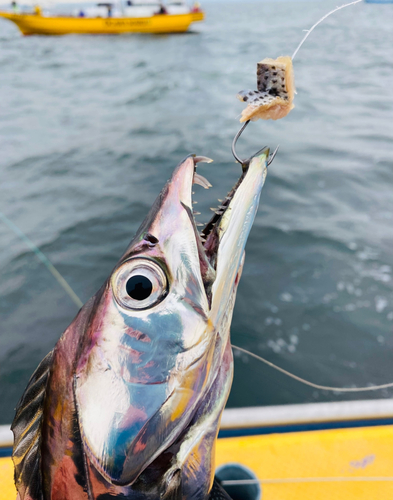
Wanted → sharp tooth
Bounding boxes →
[192,200,198,205]
[193,211,201,215]
[218,199,223,203]
[196,222,205,227]
[193,173,212,189]
[215,210,224,215]
[210,207,217,212]
[194,156,213,164]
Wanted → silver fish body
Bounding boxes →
[12,152,268,500]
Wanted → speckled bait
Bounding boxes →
[236,1,363,124]
[237,56,295,122]
[12,152,269,500]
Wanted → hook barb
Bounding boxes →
[267,145,279,166]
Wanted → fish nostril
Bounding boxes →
[143,233,159,245]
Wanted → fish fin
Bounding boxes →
[11,350,54,500]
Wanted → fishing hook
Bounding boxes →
[231,119,279,168]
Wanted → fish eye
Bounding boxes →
[111,258,168,310]
[126,275,153,301]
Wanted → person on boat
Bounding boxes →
[191,1,201,12]
[11,1,20,13]
[78,9,85,16]
[157,3,167,14]
[33,4,42,15]
[107,4,112,16]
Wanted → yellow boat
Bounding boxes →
[2,399,393,499]
[0,10,204,35]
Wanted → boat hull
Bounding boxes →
[2,425,393,499]
[0,11,204,35]
[2,400,393,499]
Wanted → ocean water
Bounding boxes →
[1,0,393,426]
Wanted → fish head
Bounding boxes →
[74,153,269,486]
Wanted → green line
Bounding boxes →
[0,211,83,309]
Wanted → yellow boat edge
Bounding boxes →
[2,399,393,499]
[0,10,204,35]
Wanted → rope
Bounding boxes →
[232,345,393,392]
[0,211,83,309]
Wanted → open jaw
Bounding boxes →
[189,151,269,307]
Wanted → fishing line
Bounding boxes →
[291,0,362,61]
[2,215,392,393]
[0,211,83,309]
[232,345,393,392]
[231,1,393,394]
[233,0,363,158]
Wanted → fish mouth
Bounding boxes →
[193,156,243,268]
[188,152,269,308]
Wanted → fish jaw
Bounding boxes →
[157,152,269,498]
[209,153,268,328]
[73,152,269,488]
[74,156,215,486]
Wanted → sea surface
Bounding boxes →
[1,0,393,425]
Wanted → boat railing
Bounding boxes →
[2,398,393,448]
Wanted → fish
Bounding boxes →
[11,151,269,500]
